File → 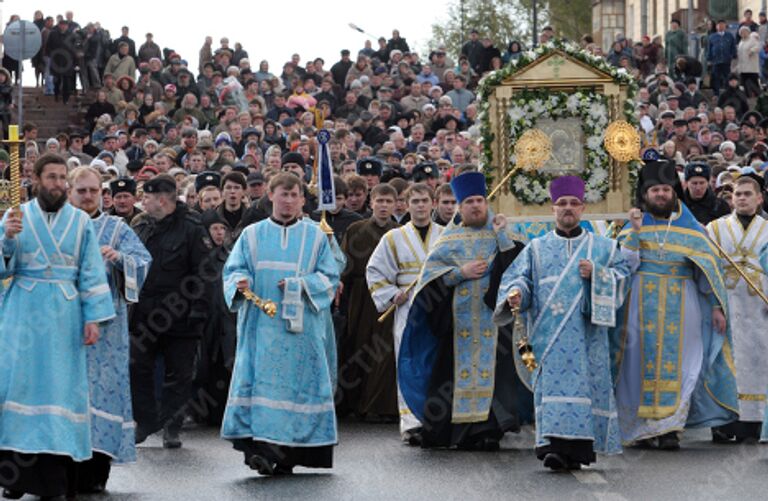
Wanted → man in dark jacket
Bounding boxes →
[461,29,483,73]
[708,19,738,95]
[682,162,731,225]
[46,19,78,103]
[112,25,137,62]
[386,30,410,60]
[717,74,750,118]
[330,49,353,88]
[478,37,502,74]
[129,175,210,449]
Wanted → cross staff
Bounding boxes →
[3,125,22,209]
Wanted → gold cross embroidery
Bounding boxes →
[481,370,490,379]
[646,361,654,372]
[669,282,681,295]
[645,321,656,332]
[459,288,470,297]
[460,369,470,380]
[644,281,657,294]
[459,330,470,339]
[667,322,678,334]
[664,361,676,374]
[669,266,679,276]
[483,329,493,338]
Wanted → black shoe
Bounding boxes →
[477,437,500,452]
[404,428,423,447]
[2,489,23,499]
[247,454,275,476]
[162,427,182,449]
[543,452,568,471]
[79,481,106,494]
[634,437,657,449]
[135,424,158,444]
[712,428,735,444]
[657,432,680,451]
[273,464,294,475]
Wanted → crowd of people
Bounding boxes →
[2,6,768,499]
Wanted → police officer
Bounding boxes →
[682,161,730,225]
[412,161,439,190]
[129,174,211,449]
[109,177,143,224]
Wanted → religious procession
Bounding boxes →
[1,5,768,499]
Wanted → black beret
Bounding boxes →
[143,174,177,194]
[356,157,383,176]
[412,162,439,181]
[109,177,137,196]
[195,171,222,193]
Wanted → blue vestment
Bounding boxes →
[494,230,631,454]
[221,218,340,447]
[89,213,151,463]
[612,203,737,442]
[0,200,115,461]
[399,210,521,425]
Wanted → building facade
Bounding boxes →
[593,0,759,48]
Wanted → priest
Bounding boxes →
[221,172,340,475]
[707,175,768,443]
[494,176,633,470]
[613,155,738,450]
[398,171,530,451]
[0,154,115,499]
[67,166,152,493]
[366,183,444,444]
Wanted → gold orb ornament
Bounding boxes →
[604,120,641,163]
[514,128,552,172]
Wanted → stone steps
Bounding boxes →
[11,86,94,140]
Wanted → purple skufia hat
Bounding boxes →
[549,175,585,203]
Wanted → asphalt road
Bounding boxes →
[26,422,768,500]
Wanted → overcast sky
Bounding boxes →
[3,0,446,78]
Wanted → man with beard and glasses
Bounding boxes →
[398,171,530,451]
[67,166,151,494]
[495,176,633,471]
[612,152,738,451]
[0,154,115,499]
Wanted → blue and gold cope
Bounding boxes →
[612,203,738,422]
[398,210,517,424]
